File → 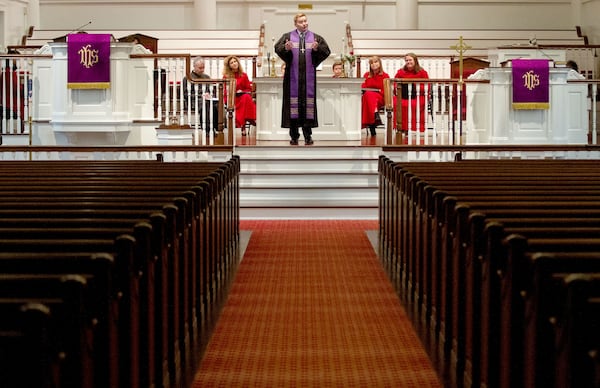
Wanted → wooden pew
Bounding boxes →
[0,252,119,388]
[519,258,600,388]
[437,201,600,386]
[0,235,142,388]
[378,158,600,388]
[0,158,239,330]
[0,274,97,388]
[424,204,600,388]
[426,190,600,387]
[495,237,600,388]
[0,206,180,388]
[389,161,600,304]
[397,169,600,315]
[0,158,240,388]
[0,203,199,388]
[0,161,239,322]
[0,221,161,386]
[0,170,234,358]
[0,302,61,388]
[465,220,600,388]
[552,273,600,388]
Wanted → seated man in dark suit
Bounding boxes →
[183,56,219,132]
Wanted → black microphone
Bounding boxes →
[535,46,558,67]
[67,21,92,35]
[526,35,556,67]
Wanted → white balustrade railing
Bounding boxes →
[1,53,599,146]
[1,56,34,135]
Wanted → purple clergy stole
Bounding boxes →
[290,30,316,120]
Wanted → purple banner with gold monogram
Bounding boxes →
[67,33,111,89]
[512,59,549,109]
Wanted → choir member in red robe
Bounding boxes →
[223,55,256,135]
[361,56,389,136]
[394,53,429,132]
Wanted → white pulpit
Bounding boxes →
[31,42,157,146]
[466,57,588,144]
[254,77,362,141]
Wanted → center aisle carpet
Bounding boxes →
[192,220,441,386]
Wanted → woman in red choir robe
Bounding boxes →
[361,56,389,136]
[394,53,429,132]
[222,55,256,135]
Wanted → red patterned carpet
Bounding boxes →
[192,220,442,387]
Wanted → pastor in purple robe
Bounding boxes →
[275,13,330,145]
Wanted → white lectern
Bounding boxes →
[254,77,363,141]
[466,48,588,144]
[31,42,157,146]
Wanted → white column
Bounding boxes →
[27,0,41,30]
[571,0,582,26]
[194,0,216,29]
[396,0,418,29]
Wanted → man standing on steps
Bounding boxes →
[275,13,330,146]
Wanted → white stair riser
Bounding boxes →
[241,194,377,207]
[241,160,378,173]
[235,147,383,160]
[241,207,378,220]
[240,174,378,187]
[236,146,381,219]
